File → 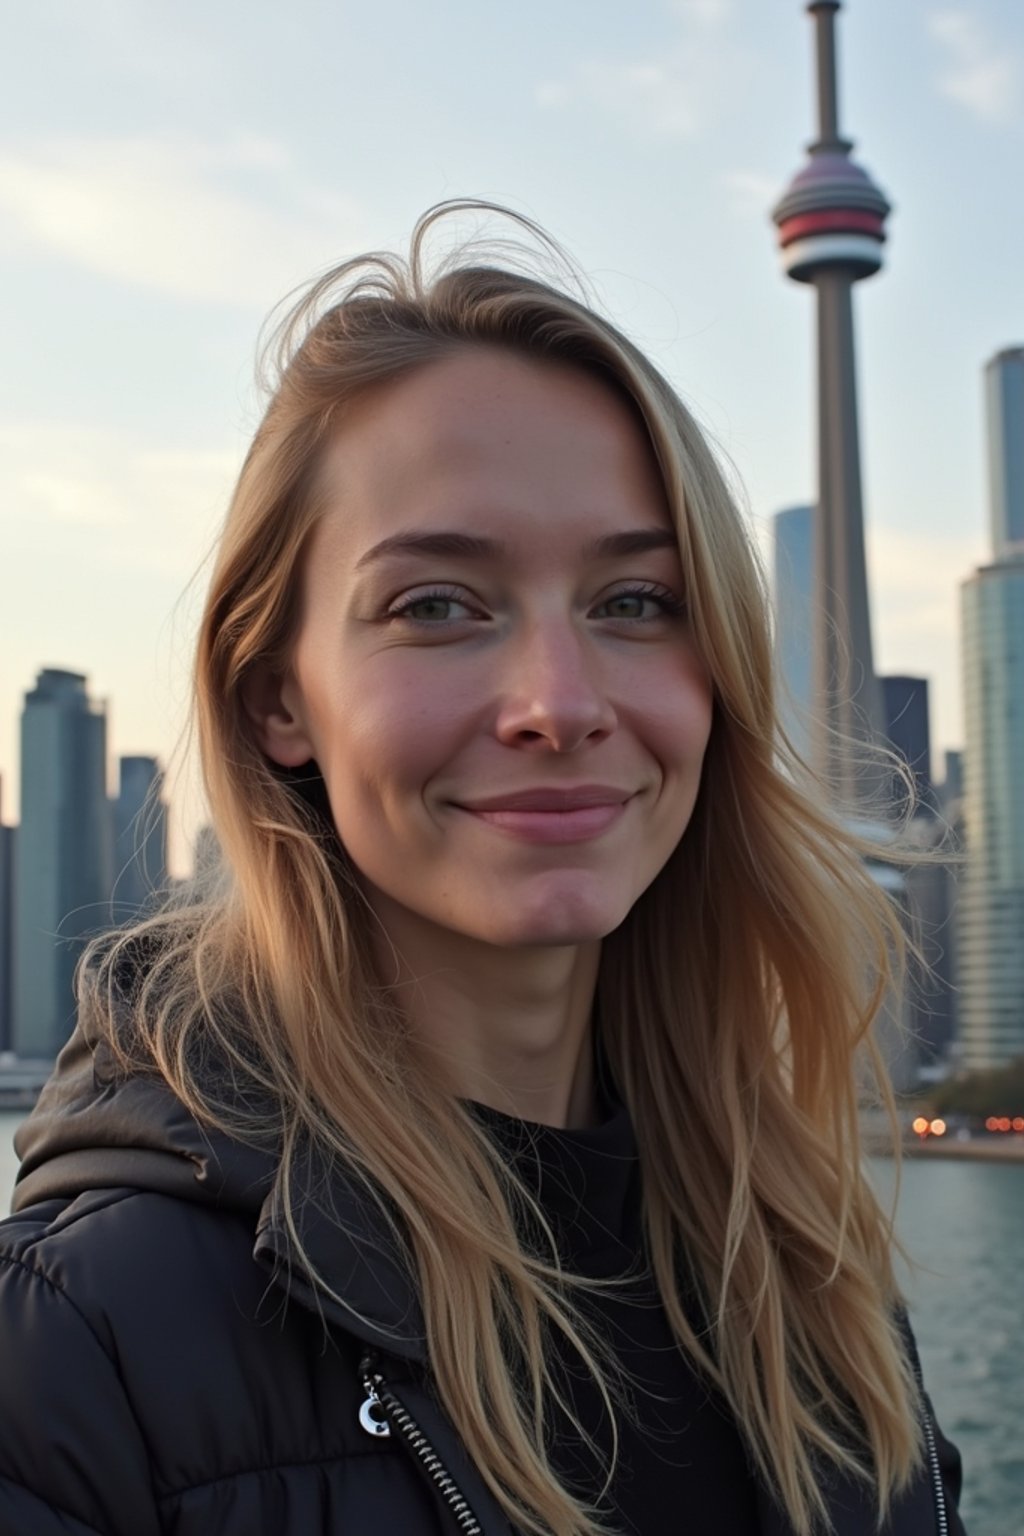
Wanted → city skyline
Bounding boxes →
[3,1,1023,869]
[5,669,168,1058]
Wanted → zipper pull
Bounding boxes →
[358,1350,392,1438]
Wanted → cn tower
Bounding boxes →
[772,1,890,805]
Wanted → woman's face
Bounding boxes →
[256,346,713,954]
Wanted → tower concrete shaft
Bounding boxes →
[772,1,890,804]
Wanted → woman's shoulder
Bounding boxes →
[0,1186,271,1448]
[0,1184,378,1536]
[0,1183,256,1317]
[0,1190,182,1536]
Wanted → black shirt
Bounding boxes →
[472,1094,761,1535]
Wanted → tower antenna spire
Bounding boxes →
[810,1,847,149]
[771,0,891,804]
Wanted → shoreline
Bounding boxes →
[872,1137,1024,1163]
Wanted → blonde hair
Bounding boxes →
[89,202,922,1535]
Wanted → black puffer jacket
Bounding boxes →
[0,1021,965,1536]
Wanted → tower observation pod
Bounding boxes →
[772,0,890,806]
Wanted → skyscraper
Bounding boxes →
[13,669,113,1059]
[881,675,933,814]
[112,755,168,919]
[876,678,956,1064]
[958,553,1024,1070]
[771,0,889,803]
[772,505,815,763]
[985,347,1024,557]
[0,778,14,1056]
[941,749,963,812]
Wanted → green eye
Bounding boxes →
[604,594,648,618]
[387,588,479,624]
[596,586,686,621]
[403,597,458,622]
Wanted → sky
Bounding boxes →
[2,0,1021,873]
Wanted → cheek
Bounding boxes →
[630,662,714,766]
[311,660,472,806]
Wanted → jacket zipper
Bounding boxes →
[910,1352,948,1536]
[358,1345,950,1536]
[359,1351,485,1535]
[919,1401,949,1536]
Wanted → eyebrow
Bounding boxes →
[354,527,680,570]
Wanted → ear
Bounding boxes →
[240,664,316,769]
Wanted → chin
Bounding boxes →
[470,887,633,950]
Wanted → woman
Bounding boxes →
[0,204,963,1535]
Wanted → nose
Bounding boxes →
[492,617,617,752]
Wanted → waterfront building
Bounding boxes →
[12,669,113,1059]
[0,779,13,1056]
[985,347,1024,557]
[940,749,964,813]
[876,677,957,1065]
[771,0,889,804]
[881,675,934,815]
[958,553,1024,1070]
[904,839,958,1070]
[772,504,815,763]
[112,756,167,919]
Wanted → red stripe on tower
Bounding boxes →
[777,209,886,246]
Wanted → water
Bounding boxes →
[874,1156,1024,1535]
[1,1114,1019,1533]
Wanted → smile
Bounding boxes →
[454,801,630,844]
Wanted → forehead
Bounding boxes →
[309,346,676,569]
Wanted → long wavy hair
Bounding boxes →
[88,202,922,1535]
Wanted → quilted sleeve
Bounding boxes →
[0,1246,162,1536]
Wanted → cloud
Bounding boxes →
[536,60,703,140]
[927,9,1021,123]
[0,134,368,307]
[723,169,780,220]
[1,421,239,567]
[665,0,734,21]
[536,0,746,142]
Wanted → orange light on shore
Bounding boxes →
[1013,1118,1024,1133]
[912,1116,929,1136]
[986,1116,999,1132]
[929,1119,947,1136]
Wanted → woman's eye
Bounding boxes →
[387,589,478,624]
[596,587,686,621]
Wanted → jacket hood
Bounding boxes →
[12,1014,428,1359]
[13,1021,277,1215]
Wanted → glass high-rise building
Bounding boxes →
[958,554,1024,1069]
[956,349,1024,1069]
[13,669,112,1059]
[112,755,167,919]
[0,778,14,1056]
[881,675,933,813]
[985,347,1024,557]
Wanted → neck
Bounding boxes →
[367,900,601,1130]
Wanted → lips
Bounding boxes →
[455,785,633,813]
[451,786,635,845]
